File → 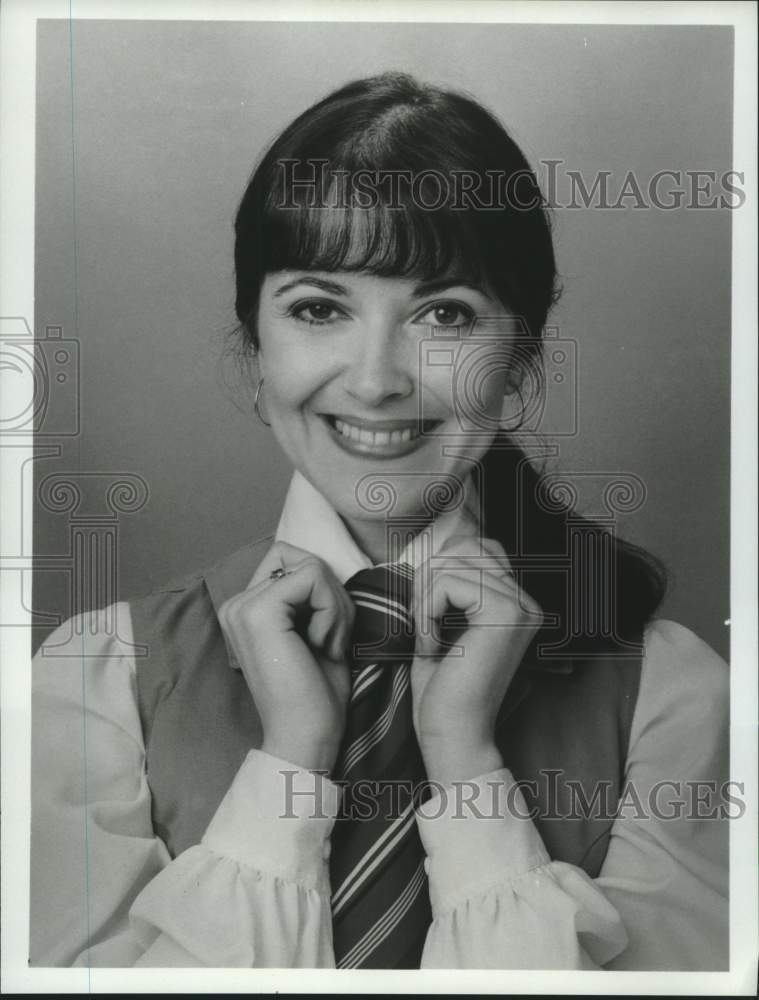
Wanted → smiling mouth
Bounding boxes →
[322,414,442,456]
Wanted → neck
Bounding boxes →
[343,513,433,566]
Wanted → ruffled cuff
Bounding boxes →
[416,767,550,913]
[202,748,342,892]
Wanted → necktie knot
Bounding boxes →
[345,562,416,665]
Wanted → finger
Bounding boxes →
[416,534,526,618]
[308,598,340,654]
[415,569,543,637]
[284,557,355,660]
[276,560,343,647]
[280,560,359,665]
[434,561,529,602]
[449,568,544,624]
[419,534,514,581]
[228,548,356,664]
[436,533,508,559]
[417,571,504,621]
[230,558,328,629]
[413,570,487,661]
[328,582,356,662]
[414,575,541,685]
[460,563,542,619]
[247,540,327,589]
[415,559,515,617]
[245,546,347,622]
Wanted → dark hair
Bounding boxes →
[232,72,666,647]
[234,72,558,356]
[481,441,667,657]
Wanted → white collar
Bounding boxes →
[275,470,481,584]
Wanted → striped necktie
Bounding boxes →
[329,562,431,968]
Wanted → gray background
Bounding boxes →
[32,20,732,657]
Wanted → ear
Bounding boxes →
[502,363,523,396]
[250,344,264,377]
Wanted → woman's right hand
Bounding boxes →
[218,542,355,773]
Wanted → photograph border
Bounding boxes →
[1,0,756,994]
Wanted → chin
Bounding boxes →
[342,474,464,524]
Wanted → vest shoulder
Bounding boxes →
[131,535,274,603]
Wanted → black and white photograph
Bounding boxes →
[1,0,756,993]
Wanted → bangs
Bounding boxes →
[261,172,489,285]
[235,73,558,339]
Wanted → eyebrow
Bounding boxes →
[273,277,348,297]
[272,274,488,299]
[411,277,487,298]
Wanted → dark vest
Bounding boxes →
[130,536,643,879]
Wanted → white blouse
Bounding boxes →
[29,472,730,969]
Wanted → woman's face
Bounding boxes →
[256,269,519,527]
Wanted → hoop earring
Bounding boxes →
[254,377,271,427]
[499,370,526,431]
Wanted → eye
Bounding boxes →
[289,299,346,326]
[415,300,475,329]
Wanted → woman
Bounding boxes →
[30,72,729,969]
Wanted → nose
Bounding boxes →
[342,321,414,408]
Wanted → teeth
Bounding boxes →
[333,418,421,447]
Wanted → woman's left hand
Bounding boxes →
[411,534,544,787]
